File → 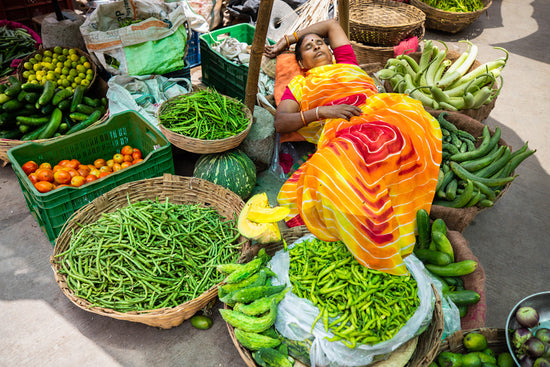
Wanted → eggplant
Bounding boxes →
[534,357,550,367]
[526,337,547,358]
[521,355,536,367]
[515,328,535,350]
[516,306,540,328]
[536,328,550,344]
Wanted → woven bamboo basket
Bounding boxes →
[157,91,253,154]
[351,25,425,66]
[384,50,498,122]
[429,111,513,232]
[51,174,251,329]
[349,0,426,47]
[16,47,97,91]
[438,328,507,355]
[409,0,493,34]
[227,226,445,367]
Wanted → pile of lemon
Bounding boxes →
[21,46,94,91]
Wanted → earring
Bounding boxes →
[299,61,304,69]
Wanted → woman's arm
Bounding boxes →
[265,19,349,59]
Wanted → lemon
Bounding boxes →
[43,56,52,63]
[58,54,66,62]
[29,57,38,64]
[56,62,63,68]
[32,63,41,71]
[83,61,91,69]
[55,67,62,74]
[69,69,77,77]
[64,60,72,68]
[62,48,69,55]
[23,62,33,70]
[27,74,36,81]
[76,64,85,73]
[86,73,94,81]
[71,82,77,88]
[86,68,94,75]
[79,56,87,64]
[22,71,30,78]
[81,79,90,86]
[35,53,42,61]
[43,50,52,57]
[70,54,79,62]
[53,46,63,54]
[61,79,71,87]
[463,333,488,351]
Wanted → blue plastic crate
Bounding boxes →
[185,30,201,68]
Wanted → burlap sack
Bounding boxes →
[429,111,512,232]
[447,230,487,329]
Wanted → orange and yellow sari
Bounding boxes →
[278,63,442,275]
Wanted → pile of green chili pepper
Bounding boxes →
[0,26,37,77]
[421,0,484,12]
[54,198,243,312]
[288,238,419,348]
[158,88,250,140]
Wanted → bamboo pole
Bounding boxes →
[244,0,275,115]
[338,0,349,38]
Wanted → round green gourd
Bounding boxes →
[193,149,256,200]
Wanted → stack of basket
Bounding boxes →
[348,0,426,66]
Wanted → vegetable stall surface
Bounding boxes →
[288,238,420,348]
[53,199,243,312]
[158,88,250,140]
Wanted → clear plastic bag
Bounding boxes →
[270,234,435,367]
[424,270,461,340]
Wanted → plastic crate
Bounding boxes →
[200,23,274,101]
[7,111,174,245]
[185,30,201,68]
[0,0,74,32]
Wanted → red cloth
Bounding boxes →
[393,36,419,57]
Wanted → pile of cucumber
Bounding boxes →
[0,76,107,141]
[434,113,535,208]
[217,249,295,367]
[414,209,481,317]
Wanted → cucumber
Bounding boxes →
[70,85,86,113]
[431,231,454,262]
[416,208,431,249]
[58,99,71,111]
[23,92,40,104]
[445,290,481,306]
[4,76,21,97]
[38,80,55,106]
[76,103,96,115]
[253,351,268,367]
[445,178,458,201]
[414,248,452,266]
[234,329,281,351]
[66,110,103,135]
[0,93,11,105]
[257,347,294,367]
[224,258,263,284]
[219,300,278,333]
[2,99,23,112]
[233,288,289,316]
[425,260,478,277]
[0,129,22,139]
[16,115,50,126]
[189,315,213,330]
[431,218,447,236]
[22,123,49,140]
[230,285,286,304]
[38,108,63,139]
[69,112,89,122]
[83,96,101,107]
[451,161,516,188]
[52,88,73,106]
[21,82,44,92]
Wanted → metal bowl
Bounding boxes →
[505,291,550,365]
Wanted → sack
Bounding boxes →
[80,0,193,76]
[270,234,435,367]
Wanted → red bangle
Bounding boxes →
[300,111,307,126]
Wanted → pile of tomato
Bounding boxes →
[21,145,143,193]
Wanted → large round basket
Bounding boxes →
[349,0,426,47]
[16,47,97,91]
[351,25,425,66]
[227,226,445,367]
[51,174,251,329]
[429,111,512,232]
[384,50,498,122]
[157,91,253,154]
[438,328,507,355]
[409,0,492,34]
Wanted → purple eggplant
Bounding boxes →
[521,355,536,367]
[534,357,550,367]
[516,306,540,328]
[515,328,535,350]
[536,328,550,344]
[526,337,547,358]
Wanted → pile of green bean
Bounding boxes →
[54,199,243,312]
[421,0,484,12]
[158,88,250,140]
[0,26,37,77]
[288,238,420,348]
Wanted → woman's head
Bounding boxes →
[295,33,333,70]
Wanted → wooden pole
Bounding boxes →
[338,0,349,38]
[244,0,274,115]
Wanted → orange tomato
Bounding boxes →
[85,174,98,183]
[58,159,71,167]
[36,168,54,183]
[55,184,71,189]
[133,158,144,165]
[98,171,111,178]
[34,181,54,193]
[89,168,101,177]
[106,159,115,168]
[71,175,86,187]
[52,165,64,173]
[65,168,79,178]
[87,164,96,171]
[67,159,80,170]
[121,145,133,156]
[112,163,122,172]
[132,148,142,160]
[121,161,132,169]
[22,161,38,175]
[28,172,39,185]
[99,165,112,173]
[123,154,133,163]
[39,162,52,170]
[94,158,106,169]
[113,153,124,164]
[53,170,72,185]
[77,166,91,177]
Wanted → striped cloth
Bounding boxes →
[278,63,442,275]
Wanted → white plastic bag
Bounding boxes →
[107,74,192,127]
[270,234,435,367]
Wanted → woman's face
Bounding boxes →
[299,34,333,69]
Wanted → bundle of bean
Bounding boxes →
[435,113,536,208]
[54,199,243,312]
[0,26,37,77]
[288,238,420,349]
[158,88,250,140]
[419,0,485,12]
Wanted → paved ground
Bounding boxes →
[1,0,549,366]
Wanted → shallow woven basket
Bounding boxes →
[51,174,251,329]
[409,0,492,34]
[157,91,253,154]
[429,111,513,232]
[16,47,97,91]
[384,50,498,122]
[349,0,426,47]
[438,328,507,355]
[351,25,425,66]
[227,226,445,367]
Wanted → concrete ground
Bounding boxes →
[1,0,549,366]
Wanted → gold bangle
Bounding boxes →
[293,32,299,42]
[315,107,320,120]
[300,111,307,126]
[284,35,290,48]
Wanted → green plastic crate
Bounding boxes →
[200,23,274,101]
[7,111,174,245]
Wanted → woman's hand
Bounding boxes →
[319,104,362,120]
[264,38,288,59]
